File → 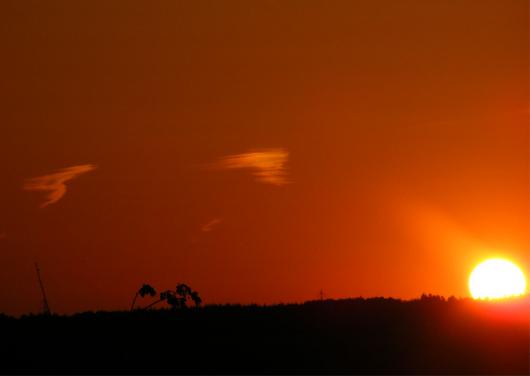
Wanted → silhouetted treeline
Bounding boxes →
[1,296,528,374]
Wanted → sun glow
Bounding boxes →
[469,259,527,300]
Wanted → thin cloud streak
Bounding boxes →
[202,218,221,232]
[216,148,290,186]
[23,164,97,208]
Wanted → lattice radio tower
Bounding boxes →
[34,262,51,315]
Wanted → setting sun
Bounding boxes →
[469,259,527,300]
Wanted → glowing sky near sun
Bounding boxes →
[0,0,527,315]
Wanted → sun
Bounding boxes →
[469,258,527,300]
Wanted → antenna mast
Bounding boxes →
[34,262,51,315]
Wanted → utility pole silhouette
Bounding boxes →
[319,289,324,301]
[34,262,51,315]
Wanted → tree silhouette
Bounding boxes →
[130,284,157,311]
[175,283,202,308]
[144,289,173,310]
[166,291,183,309]
[144,284,202,310]
[190,291,202,307]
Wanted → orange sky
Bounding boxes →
[0,0,528,316]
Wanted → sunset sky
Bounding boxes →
[0,0,528,316]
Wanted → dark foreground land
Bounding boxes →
[1,296,529,374]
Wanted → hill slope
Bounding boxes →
[2,296,529,374]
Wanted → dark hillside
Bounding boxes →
[1,296,528,374]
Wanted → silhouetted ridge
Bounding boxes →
[1,296,528,374]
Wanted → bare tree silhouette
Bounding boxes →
[130,284,157,311]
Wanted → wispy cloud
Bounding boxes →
[216,148,290,186]
[201,218,221,232]
[23,164,97,208]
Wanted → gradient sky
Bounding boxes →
[0,0,528,316]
